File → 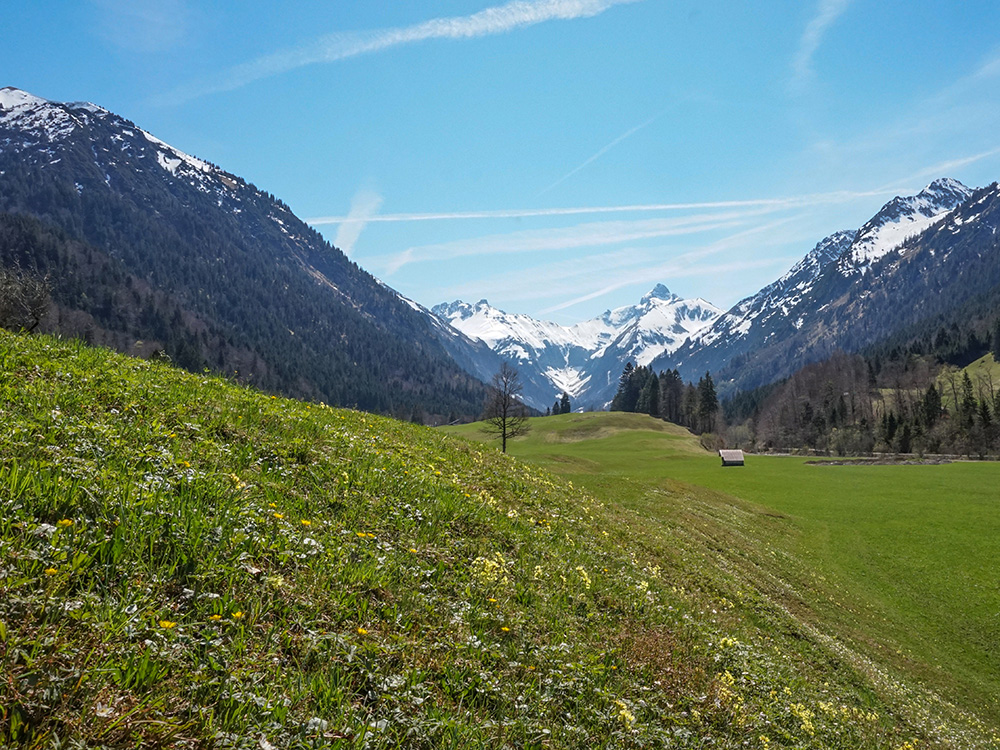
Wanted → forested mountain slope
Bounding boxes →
[0,87,486,420]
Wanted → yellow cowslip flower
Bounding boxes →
[44,567,58,576]
[357,627,368,635]
[501,626,510,632]
[272,513,284,520]
[209,614,222,621]
[159,620,176,629]
[268,502,277,508]
[409,547,417,553]
[300,519,312,526]
[487,598,497,603]
[57,519,73,528]
[231,611,244,619]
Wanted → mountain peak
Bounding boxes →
[641,283,677,303]
[841,177,974,273]
[924,177,969,196]
[0,86,48,110]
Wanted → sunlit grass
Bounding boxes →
[2,333,996,747]
[448,411,1000,740]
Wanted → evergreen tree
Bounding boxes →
[696,372,718,433]
[659,369,684,424]
[960,372,977,431]
[921,383,942,427]
[610,363,635,412]
[560,391,571,414]
[636,372,659,416]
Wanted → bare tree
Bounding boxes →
[481,362,531,452]
[0,264,50,333]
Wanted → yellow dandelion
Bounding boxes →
[56,519,73,528]
[44,567,58,576]
[159,620,176,629]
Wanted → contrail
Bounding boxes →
[306,187,898,226]
[156,0,642,104]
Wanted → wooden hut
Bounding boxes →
[719,449,745,467]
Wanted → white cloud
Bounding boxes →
[375,210,769,275]
[539,220,795,313]
[158,0,641,104]
[334,189,384,257]
[791,0,852,91]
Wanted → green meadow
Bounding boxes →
[447,412,1000,731]
[3,330,999,748]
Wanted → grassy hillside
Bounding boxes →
[1,333,995,748]
[448,413,1000,743]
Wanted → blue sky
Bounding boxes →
[6,1,1000,321]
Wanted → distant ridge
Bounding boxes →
[430,286,722,409]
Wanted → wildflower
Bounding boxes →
[272,513,284,520]
[301,519,312,526]
[357,627,368,635]
[159,620,177,629]
[501,626,510,632]
[268,502,277,508]
[231,611,244,619]
[409,547,417,553]
[614,699,636,726]
[487,598,497,603]
[44,567,58,576]
[57,519,73,528]
[209,614,222,621]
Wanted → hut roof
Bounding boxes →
[719,449,745,466]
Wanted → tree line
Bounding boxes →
[724,347,1000,457]
[609,363,720,436]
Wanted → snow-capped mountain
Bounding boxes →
[432,285,722,409]
[0,87,491,418]
[836,177,973,274]
[665,178,986,393]
[689,230,857,351]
